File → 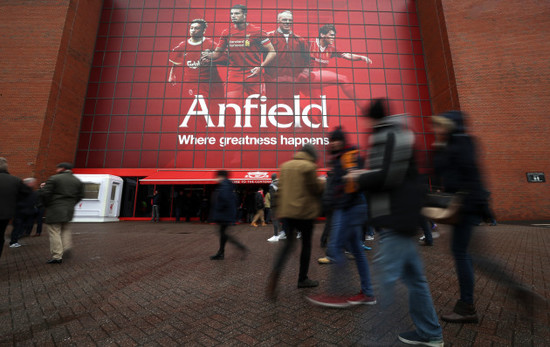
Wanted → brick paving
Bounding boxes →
[0,221,549,346]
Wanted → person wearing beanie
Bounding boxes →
[308,127,376,307]
[349,98,444,346]
[266,144,325,299]
[40,163,84,264]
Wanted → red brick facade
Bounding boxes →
[0,0,102,182]
[1,0,548,220]
[417,0,550,220]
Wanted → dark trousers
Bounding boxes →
[0,219,9,258]
[420,216,433,244]
[272,218,314,282]
[36,208,44,235]
[11,214,33,244]
[451,214,477,304]
[216,223,245,254]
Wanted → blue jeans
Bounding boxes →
[376,230,442,340]
[451,213,477,304]
[420,217,433,244]
[327,199,374,296]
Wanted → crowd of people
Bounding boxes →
[205,99,542,347]
[2,98,542,346]
[1,160,83,264]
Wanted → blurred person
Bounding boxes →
[199,193,209,223]
[209,170,248,260]
[306,24,373,111]
[307,127,376,307]
[266,144,325,299]
[251,187,266,227]
[40,163,84,264]
[168,18,224,100]
[479,190,497,225]
[32,183,46,237]
[264,189,272,223]
[267,173,286,242]
[9,178,39,247]
[264,11,310,106]
[319,171,334,248]
[202,4,276,104]
[432,111,542,323]
[0,157,29,259]
[349,99,443,346]
[174,190,185,222]
[432,111,485,323]
[151,190,160,222]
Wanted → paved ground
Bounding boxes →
[0,221,549,346]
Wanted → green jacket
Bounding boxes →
[40,170,84,224]
[277,151,324,220]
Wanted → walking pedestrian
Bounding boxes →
[209,170,248,260]
[307,127,376,307]
[40,163,84,264]
[0,157,29,259]
[9,178,39,248]
[251,187,266,227]
[266,144,325,299]
[349,99,444,346]
[151,190,160,222]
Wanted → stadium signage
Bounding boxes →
[180,94,328,128]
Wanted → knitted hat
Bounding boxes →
[329,126,346,143]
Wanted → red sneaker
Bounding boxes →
[347,292,377,305]
[306,294,352,308]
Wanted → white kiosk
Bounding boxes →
[73,174,123,222]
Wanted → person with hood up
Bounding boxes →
[433,111,545,323]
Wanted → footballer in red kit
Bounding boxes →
[202,4,276,103]
[265,11,310,107]
[307,24,373,111]
[168,19,224,100]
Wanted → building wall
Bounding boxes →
[1,0,548,220]
[0,0,102,182]
[418,0,550,220]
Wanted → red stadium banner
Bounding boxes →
[78,0,432,171]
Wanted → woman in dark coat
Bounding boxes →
[209,170,248,260]
[432,111,487,323]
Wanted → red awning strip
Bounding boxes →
[140,170,276,185]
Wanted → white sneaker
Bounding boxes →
[419,235,426,241]
[10,243,22,248]
[365,235,375,241]
[278,232,287,240]
[267,235,279,242]
[297,232,302,239]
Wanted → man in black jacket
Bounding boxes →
[349,99,443,347]
[9,178,39,248]
[0,157,29,258]
[209,170,248,260]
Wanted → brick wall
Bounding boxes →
[418,0,550,220]
[0,0,102,183]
